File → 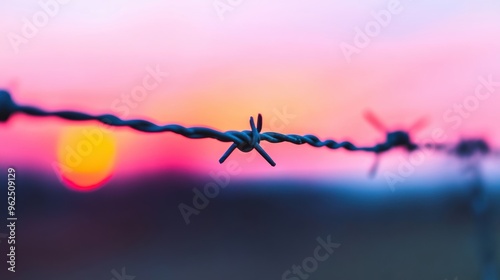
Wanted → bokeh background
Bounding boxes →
[0,0,499,279]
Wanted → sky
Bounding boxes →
[1,0,500,190]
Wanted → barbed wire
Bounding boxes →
[1,90,498,168]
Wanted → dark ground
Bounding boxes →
[0,169,499,280]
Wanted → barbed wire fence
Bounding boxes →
[2,90,498,166]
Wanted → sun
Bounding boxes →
[56,125,116,191]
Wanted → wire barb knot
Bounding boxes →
[219,114,276,166]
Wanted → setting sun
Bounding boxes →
[56,125,116,191]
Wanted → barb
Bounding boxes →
[1,90,498,167]
[363,110,421,177]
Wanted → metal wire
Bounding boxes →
[0,90,498,166]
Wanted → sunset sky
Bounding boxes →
[1,0,499,190]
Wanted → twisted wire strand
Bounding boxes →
[18,105,375,149]
[0,90,498,166]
